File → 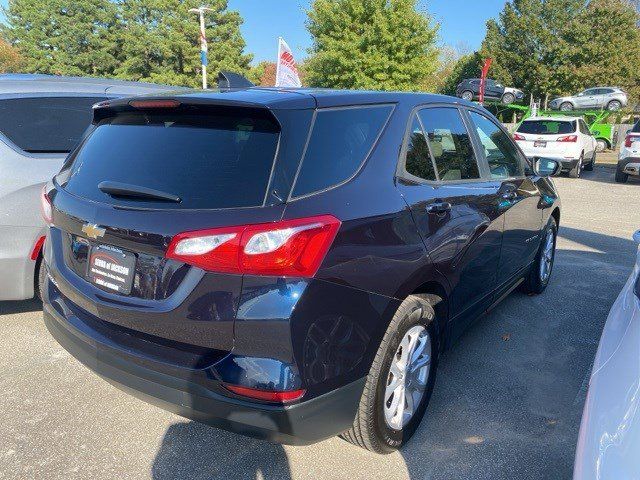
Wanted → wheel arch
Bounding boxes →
[410,281,449,352]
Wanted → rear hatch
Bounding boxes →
[47,98,312,353]
[626,123,640,156]
[514,119,578,157]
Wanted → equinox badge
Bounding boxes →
[82,223,106,240]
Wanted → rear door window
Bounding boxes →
[60,108,280,210]
[0,96,104,153]
[417,107,480,181]
[291,105,393,198]
[405,114,437,181]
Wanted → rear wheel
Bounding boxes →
[341,295,438,453]
[461,90,473,101]
[560,102,573,111]
[521,217,557,295]
[584,151,595,171]
[595,139,608,153]
[607,100,622,111]
[615,169,629,183]
[501,93,515,105]
[568,155,583,178]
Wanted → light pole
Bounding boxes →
[189,6,214,89]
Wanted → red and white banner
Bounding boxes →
[275,37,302,88]
[478,58,493,104]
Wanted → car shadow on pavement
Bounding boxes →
[0,298,42,315]
[579,167,640,185]
[151,421,293,480]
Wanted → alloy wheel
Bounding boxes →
[384,325,431,431]
[539,229,555,283]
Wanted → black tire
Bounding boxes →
[501,93,515,105]
[35,258,45,301]
[615,169,629,183]
[521,217,557,295]
[341,295,439,454]
[584,151,595,171]
[568,154,583,178]
[560,102,573,111]
[461,90,473,101]
[607,100,622,111]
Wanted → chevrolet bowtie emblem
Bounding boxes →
[82,223,106,240]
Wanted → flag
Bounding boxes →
[275,37,302,88]
[478,58,493,104]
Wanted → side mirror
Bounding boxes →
[533,157,560,177]
[633,230,640,244]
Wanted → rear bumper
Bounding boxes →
[618,157,640,176]
[43,299,365,445]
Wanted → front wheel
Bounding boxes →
[560,102,573,111]
[584,151,595,171]
[501,93,515,105]
[521,217,557,295]
[607,100,622,111]
[615,169,629,183]
[341,295,438,453]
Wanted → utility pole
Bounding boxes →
[189,6,214,89]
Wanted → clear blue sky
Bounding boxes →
[0,0,507,63]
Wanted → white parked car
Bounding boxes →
[514,116,597,178]
[616,120,640,183]
[574,230,640,480]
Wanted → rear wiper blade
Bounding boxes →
[98,181,181,203]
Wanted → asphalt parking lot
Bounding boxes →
[1,166,639,480]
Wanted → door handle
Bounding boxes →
[426,202,452,214]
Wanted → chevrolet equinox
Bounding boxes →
[42,89,561,453]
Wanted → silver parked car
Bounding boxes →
[0,74,180,301]
[549,87,628,112]
[573,229,640,479]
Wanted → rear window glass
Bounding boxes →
[632,121,640,133]
[518,120,575,135]
[0,96,104,153]
[291,105,393,198]
[60,108,280,210]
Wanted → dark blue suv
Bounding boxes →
[42,88,561,453]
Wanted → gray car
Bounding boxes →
[549,87,628,111]
[0,74,181,301]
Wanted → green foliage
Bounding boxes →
[479,0,640,101]
[113,0,252,87]
[1,0,252,87]
[304,0,440,91]
[0,38,24,73]
[2,0,119,76]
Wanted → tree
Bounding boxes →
[1,0,119,76]
[249,60,276,86]
[304,0,439,91]
[480,0,640,101]
[0,39,24,73]
[566,0,640,103]
[113,0,252,87]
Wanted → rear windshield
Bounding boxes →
[632,121,640,133]
[60,108,280,209]
[0,96,104,153]
[517,120,576,135]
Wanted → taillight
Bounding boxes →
[224,384,306,403]
[513,133,525,141]
[40,186,52,225]
[625,135,639,148]
[557,135,578,143]
[166,215,341,277]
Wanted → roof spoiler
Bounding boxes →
[217,71,255,91]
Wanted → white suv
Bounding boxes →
[514,116,597,178]
[616,121,640,183]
